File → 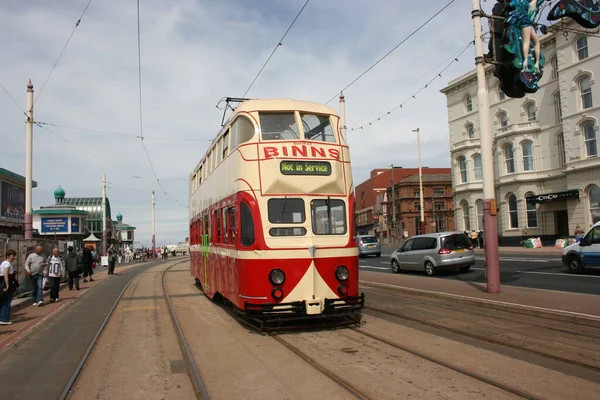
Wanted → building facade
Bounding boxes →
[0,168,37,238]
[113,212,136,250]
[441,24,600,244]
[61,196,113,240]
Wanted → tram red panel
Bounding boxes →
[314,256,360,297]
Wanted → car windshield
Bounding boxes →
[440,233,471,250]
[359,236,378,244]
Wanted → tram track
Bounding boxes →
[59,260,209,400]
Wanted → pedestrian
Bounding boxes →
[63,246,81,291]
[470,230,478,248]
[46,248,64,302]
[108,244,117,275]
[82,245,94,282]
[574,225,585,242]
[24,245,47,306]
[478,230,484,249]
[1,249,18,325]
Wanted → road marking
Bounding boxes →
[360,265,390,271]
[470,267,600,278]
[474,257,559,263]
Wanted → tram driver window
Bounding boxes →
[301,113,336,143]
[259,113,299,141]
[311,199,347,235]
[240,202,255,246]
[268,198,305,223]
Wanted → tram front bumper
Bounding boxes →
[244,293,365,318]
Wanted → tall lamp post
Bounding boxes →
[389,164,395,245]
[413,128,426,235]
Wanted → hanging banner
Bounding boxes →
[1,182,25,221]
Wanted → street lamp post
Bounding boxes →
[389,164,395,245]
[413,128,426,235]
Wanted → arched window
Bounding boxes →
[525,192,537,228]
[504,144,515,174]
[557,133,566,168]
[473,154,482,181]
[508,194,518,229]
[466,123,475,138]
[498,112,508,127]
[526,103,537,121]
[551,56,559,79]
[498,87,505,101]
[554,92,562,124]
[458,157,468,183]
[580,77,593,109]
[475,199,483,231]
[589,186,600,224]
[522,140,534,171]
[583,122,597,157]
[465,95,473,112]
[577,36,588,61]
[461,200,470,231]
[232,116,256,148]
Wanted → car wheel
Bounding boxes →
[424,261,435,276]
[567,255,584,274]
[391,259,401,273]
[459,266,471,273]
[376,252,381,258]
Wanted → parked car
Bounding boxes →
[390,232,475,276]
[355,235,381,258]
[562,221,600,274]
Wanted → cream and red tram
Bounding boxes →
[189,98,364,326]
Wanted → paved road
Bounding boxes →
[359,251,600,295]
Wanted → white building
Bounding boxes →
[441,24,600,244]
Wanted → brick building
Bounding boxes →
[354,167,451,239]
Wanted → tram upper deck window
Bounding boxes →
[301,113,336,143]
[231,116,256,148]
[259,113,299,141]
[311,199,347,235]
[268,198,305,223]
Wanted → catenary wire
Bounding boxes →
[350,40,474,131]
[35,0,94,104]
[241,0,310,97]
[0,81,27,116]
[324,0,457,105]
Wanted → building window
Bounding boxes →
[458,157,468,183]
[526,103,537,121]
[466,123,475,138]
[413,189,420,198]
[504,144,515,174]
[434,202,445,211]
[466,95,473,112]
[583,122,597,157]
[589,185,600,224]
[551,56,559,79]
[473,154,482,181]
[414,202,421,211]
[434,214,445,232]
[498,112,508,127]
[522,140,534,171]
[415,216,423,234]
[577,36,589,61]
[554,92,562,124]
[580,77,593,109]
[558,133,566,168]
[433,188,445,197]
[498,88,505,101]
[475,199,483,231]
[526,196,538,228]
[461,200,470,231]
[508,194,518,228]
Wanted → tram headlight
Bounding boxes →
[336,265,349,281]
[269,269,285,285]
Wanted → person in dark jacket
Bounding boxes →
[108,245,117,275]
[82,246,94,282]
[64,246,81,290]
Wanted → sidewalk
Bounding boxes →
[0,262,142,354]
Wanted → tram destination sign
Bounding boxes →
[280,160,332,176]
[526,190,579,204]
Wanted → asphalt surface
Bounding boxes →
[359,250,600,295]
[0,261,154,400]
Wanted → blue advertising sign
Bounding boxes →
[71,217,80,233]
[41,217,69,233]
[1,182,25,221]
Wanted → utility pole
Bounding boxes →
[24,80,34,239]
[472,1,500,293]
[102,173,107,255]
[152,190,156,260]
[413,128,426,235]
[389,164,395,245]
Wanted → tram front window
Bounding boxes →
[301,113,336,143]
[259,113,299,140]
[268,198,306,236]
[311,199,346,235]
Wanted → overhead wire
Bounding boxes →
[350,40,474,131]
[241,0,310,97]
[35,0,94,104]
[0,81,27,116]
[324,0,457,105]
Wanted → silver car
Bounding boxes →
[390,232,475,276]
[355,235,381,258]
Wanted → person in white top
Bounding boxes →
[46,248,64,303]
[1,249,17,325]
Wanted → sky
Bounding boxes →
[0,0,480,246]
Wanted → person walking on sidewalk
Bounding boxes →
[82,245,94,282]
[0,249,18,325]
[46,248,64,303]
[64,246,81,291]
[108,244,117,275]
[24,246,47,306]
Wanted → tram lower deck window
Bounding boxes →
[268,198,305,224]
[269,227,307,237]
[311,199,347,235]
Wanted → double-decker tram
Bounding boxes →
[189,98,364,329]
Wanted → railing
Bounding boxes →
[496,121,540,137]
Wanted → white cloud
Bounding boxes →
[0,0,476,244]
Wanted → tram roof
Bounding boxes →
[233,98,338,116]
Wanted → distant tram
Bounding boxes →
[189,98,363,327]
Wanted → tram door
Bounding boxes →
[201,215,210,292]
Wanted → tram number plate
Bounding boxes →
[280,160,332,176]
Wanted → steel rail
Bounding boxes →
[163,262,210,400]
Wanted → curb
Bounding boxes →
[359,280,600,329]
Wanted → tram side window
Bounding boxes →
[222,208,228,244]
[228,207,236,244]
[311,199,347,235]
[240,202,255,246]
[222,131,230,159]
[301,113,336,143]
[259,113,299,141]
[232,116,256,148]
[215,210,221,244]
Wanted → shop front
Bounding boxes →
[526,190,580,237]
